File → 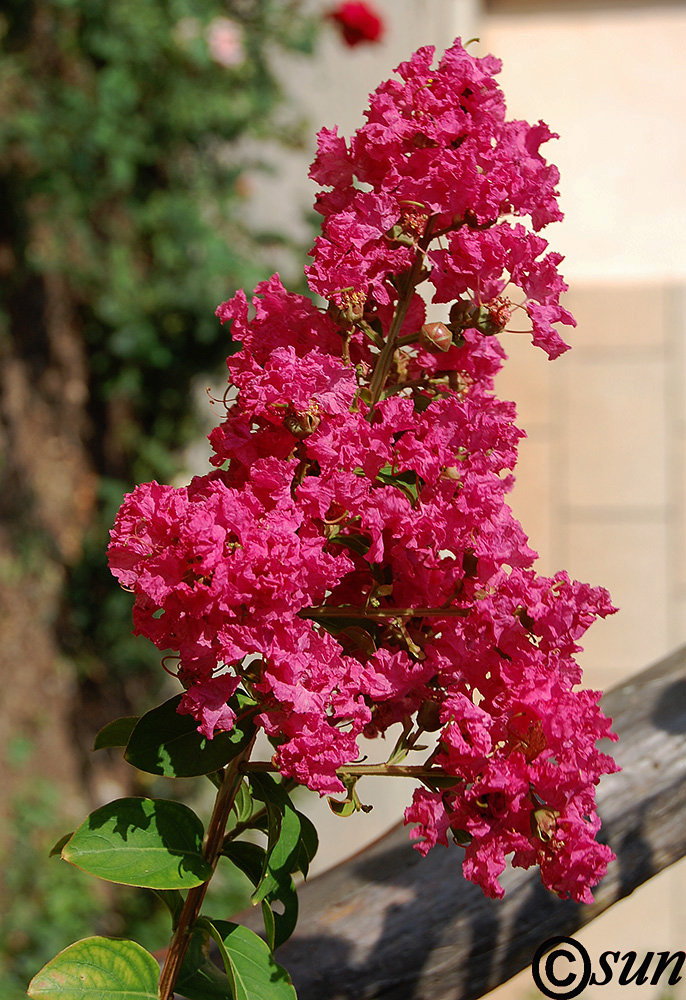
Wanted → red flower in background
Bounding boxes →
[328,2,384,47]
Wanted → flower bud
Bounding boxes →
[420,321,452,352]
[441,465,461,480]
[487,296,512,331]
[474,304,500,335]
[417,699,443,731]
[449,299,480,330]
[474,299,511,336]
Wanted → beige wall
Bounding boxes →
[484,3,686,281]
[485,5,686,998]
[241,0,481,265]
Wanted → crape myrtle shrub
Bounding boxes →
[28,37,618,1000]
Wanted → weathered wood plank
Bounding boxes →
[265,645,686,999]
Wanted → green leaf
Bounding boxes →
[244,775,303,948]
[27,936,159,999]
[293,811,319,879]
[257,805,301,901]
[232,779,254,824]
[92,717,140,751]
[335,624,377,656]
[49,832,74,858]
[248,774,301,905]
[151,888,184,925]
[124,695,255,777]
[260,901,276,953]
[200,919,297,1000]
[386,717,414,766]
[420,773,465,790]
[375,465,422,504]
[221,841,267,887]
[206,770,225,790]
[262,878,299,951]
[328,532,371,556]
[176,927,233,1000]
[307,613,381,648]
[413,392,435,413]
[62,797,212,889]
[222,840,299,949]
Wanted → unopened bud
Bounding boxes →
[464,208,480,228]
[417,699,443,731]
[420,321,452,352]
[449,299,480,330]
[441,466,461,480]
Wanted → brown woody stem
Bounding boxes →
[157,739,255,1000]
[301,605,470,620]
[245,761,462,781]
[367,220,435,408]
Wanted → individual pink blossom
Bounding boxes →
[405,788,452,855]
[179,674,241,739]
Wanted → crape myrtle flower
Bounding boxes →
[110,39,618,904]
[328,2,384,48]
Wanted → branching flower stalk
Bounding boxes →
[108,36,618,907]
[367,218,435,405]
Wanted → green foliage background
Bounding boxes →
[0,1,322,994]
[1,0,317,480]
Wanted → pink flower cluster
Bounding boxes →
[109,40,617,903]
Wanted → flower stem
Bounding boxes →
[301,604,470,620]
[367,220,435,408]
[157,739,255,1000]
[245,760,462,781]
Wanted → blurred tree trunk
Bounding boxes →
[0,270,95,846]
